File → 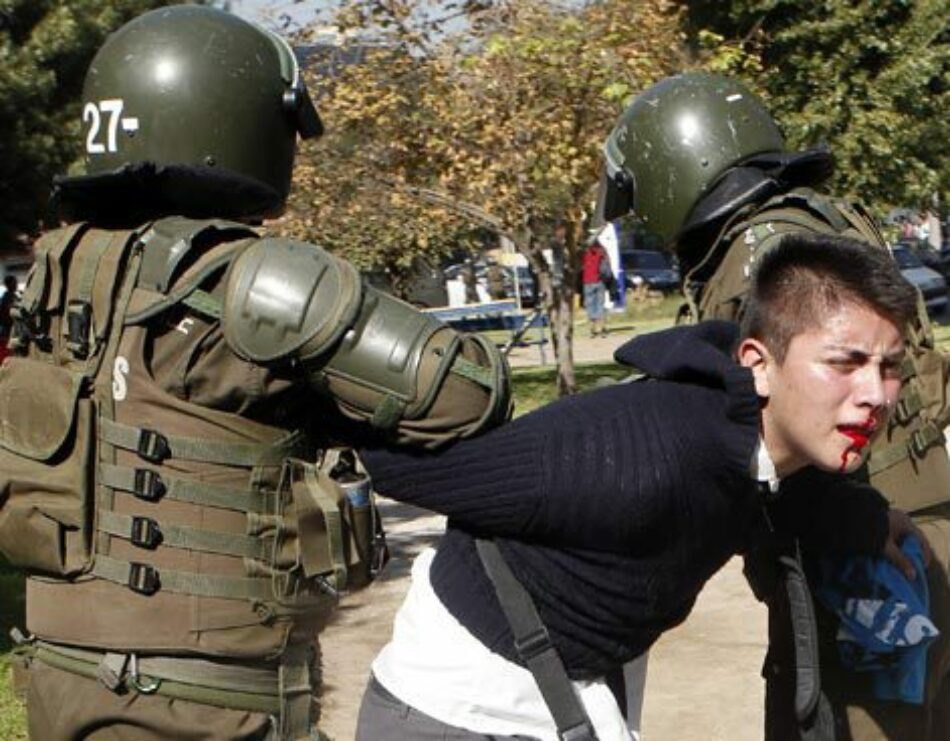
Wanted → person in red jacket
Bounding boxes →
[582,238,610,337]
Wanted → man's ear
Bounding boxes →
[737,337,772,398]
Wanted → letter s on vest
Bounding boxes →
[112,356,130,401]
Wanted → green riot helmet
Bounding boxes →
[598,73,786,246]
[56,5,322,221]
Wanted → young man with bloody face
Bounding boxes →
[739,246,905,477]
[353,233,930,740]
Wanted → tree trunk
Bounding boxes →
[551,279,576,396]
[529,249,576,396]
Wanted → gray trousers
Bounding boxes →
[356,674,538,740]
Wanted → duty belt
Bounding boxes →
[29,639,282,713]
[20,636,320,739]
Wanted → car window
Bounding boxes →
[621,251,670,270]
[892,246,922,269]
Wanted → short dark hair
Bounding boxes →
[740,233,918,362]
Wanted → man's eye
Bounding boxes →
[881,361,903,379]
[827,358,858,370]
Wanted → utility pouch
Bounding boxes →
[0,358,94,575]
[276,451,385,598]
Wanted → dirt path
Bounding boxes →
[318,500,766,740]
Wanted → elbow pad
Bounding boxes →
[321,289,512,443]
[223,238,511,444]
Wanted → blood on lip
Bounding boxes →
[839,427,871,448]
[838,426,872,472]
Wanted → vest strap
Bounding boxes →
[278,641,316,740]
[868,421,947,475]
[92,554,275,600]
[296,464,347,587]
[125,248,242,325]
[894,387,925,425]
[181,288,224,320]
[21,222,88,315]
[99,418,302,467]
[100,462,273,513]
[64,230,114,359]
[97,510,272,561]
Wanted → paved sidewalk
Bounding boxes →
[319,326,767,740]
[505,328,633,368]
[319,502,766,740]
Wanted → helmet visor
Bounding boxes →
[268,29,324,140]
[594,141,635,225]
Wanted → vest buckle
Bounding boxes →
[137,429,170,463]
[65,300,92,359]
[130,516,163,550]
[128,563,161,596]
[133,469,166,502]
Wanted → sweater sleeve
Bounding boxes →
[359,410,545,536]
[768,468,890,555]
[362,377,756,552]
[360,381,654,546]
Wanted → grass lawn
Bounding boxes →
[0,560,25,740]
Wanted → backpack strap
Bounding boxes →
[124,217,258,325]
[137,217,258,294]
[475,538,599,741]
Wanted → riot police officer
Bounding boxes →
[0,6,510,739]
[598,72,950,740]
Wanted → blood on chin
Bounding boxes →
[838,446,866,473]
[837,429,872,473]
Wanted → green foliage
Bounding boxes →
[284,0,693,392]
[0,0,175,244]
[684,0,950,214]
[0,557,25,740]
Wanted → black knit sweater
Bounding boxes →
[362,321,889,678]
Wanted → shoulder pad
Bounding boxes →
[222,237,362,363]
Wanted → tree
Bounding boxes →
[0,0,173,247]
[285,0,690,394]
[279,34,485,281]
[684,0,950,216]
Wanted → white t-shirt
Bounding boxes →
[373,548,644,740]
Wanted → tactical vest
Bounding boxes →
[684,187,950,514]
[0,217,383,735]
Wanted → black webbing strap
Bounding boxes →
[778,543,821,724]
[475,539,598,741]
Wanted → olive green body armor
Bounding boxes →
[0,218,509,736]
[686,187,950,513]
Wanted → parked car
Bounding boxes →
[495,265,537,307]
[895,239,944,272]
[892,244,948,315]
[443,262,537,307]
[363,257,448,308]
[619,249,680,293]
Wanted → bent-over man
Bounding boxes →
[352,233,930,740]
